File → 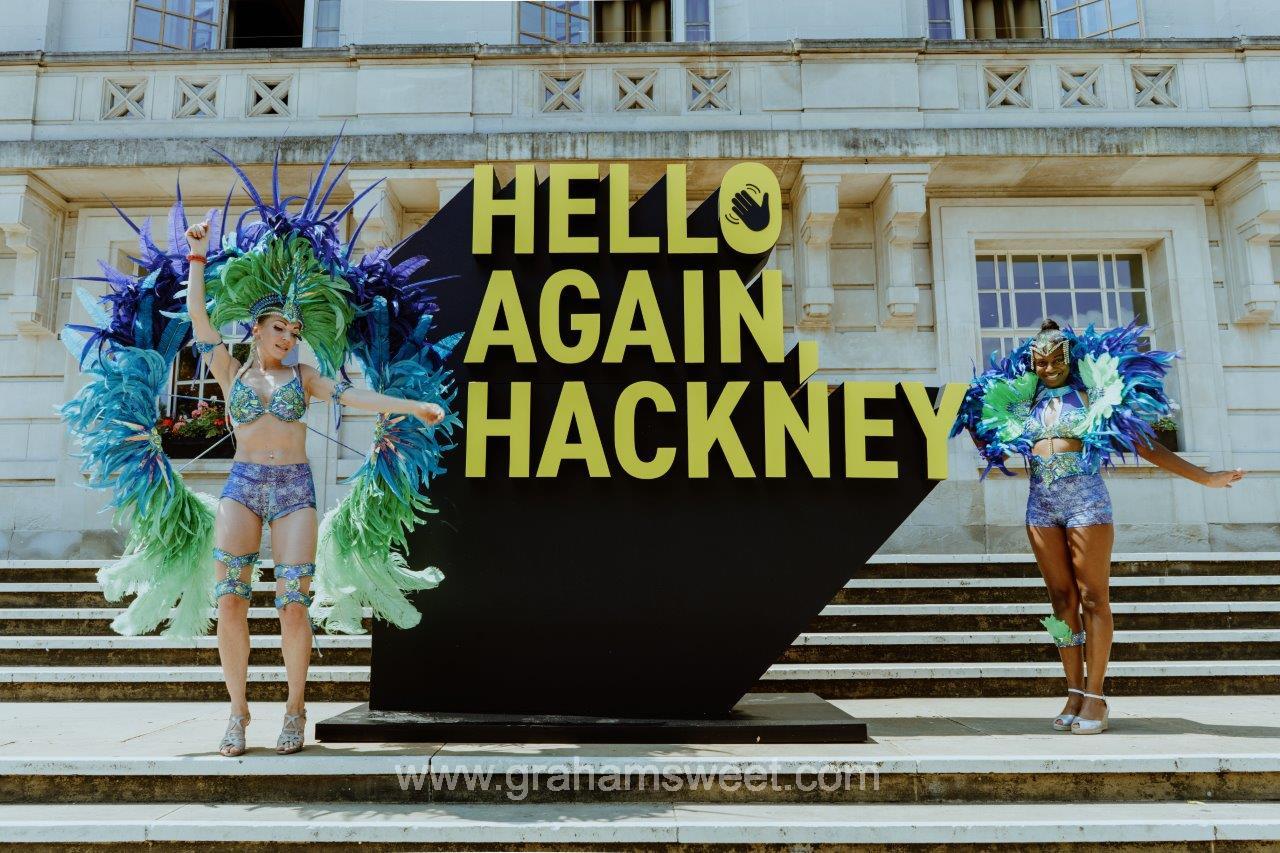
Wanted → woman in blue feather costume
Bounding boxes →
[952,318,1243,736]
[60,139,460,757]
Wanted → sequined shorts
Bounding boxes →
[1026,453,1113,528]
[221,461,316,523]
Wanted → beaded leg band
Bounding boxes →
[213,548,259,602]
[1054,629,1087,648]
[274,562,316,610]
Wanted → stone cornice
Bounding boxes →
[3,37,1280,67]
[1,128,1277,170]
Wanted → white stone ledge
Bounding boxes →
[794,629,1280,645]
[0,665,368,683]
[866,552,1280,564]
[0,635,368,649]
[844,575,1280,589]
[4,801,1280,846]
[0,607,372,619]
[820,601,1280,615]
[764,660,1280,679]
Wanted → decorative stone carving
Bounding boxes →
[1058,66,1103,108]
[687,68,731,112]
[1132,64,1178,108]
[983,65,1030,109]
[1216,161,1280,324]
[0,175,65,336]
[614,69,658,112]
[174,77,218,118]
[102,78,147,120]
[346,168,474,256]
[873,170,931,328]
[790,166,841,330]
[539,70,584,113]
[247,74,292,117]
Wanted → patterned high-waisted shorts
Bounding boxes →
[221,461,316,523]
[1026,452,1113,528]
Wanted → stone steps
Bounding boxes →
[0,554,1277,700]
[8,574,1277,607]
[2,801,1279,848]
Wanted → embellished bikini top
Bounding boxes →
[1024,384,1089,443]
[228,366,307,427]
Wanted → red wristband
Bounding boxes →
[186,254,207,264]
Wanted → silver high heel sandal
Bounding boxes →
[1052,687,1086,731]
[218,713,249,757]
[1071,691,1110,735]
[277,709,306,754]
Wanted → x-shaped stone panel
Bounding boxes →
[540,70,584,113]
[247,75,292,117]
[1132,65,1178,108]
[614,70,658,112]
[175,77,218,118]
[1058,66,1104,108]
[102,79,147,120]
[983,66,1030,109]
[687,69,731,112]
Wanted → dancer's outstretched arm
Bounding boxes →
[183,219,236,387]
[1134,440,1244,488]
[301,365,444,426]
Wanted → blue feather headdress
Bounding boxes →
[951,320,1177,476]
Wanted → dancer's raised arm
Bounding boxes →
[1134,440,1244,488]
[184,219,237,386]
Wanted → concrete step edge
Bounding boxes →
[844,576,1280,589]
[820,602,1280,615]
[794,629,1280,645]
[0,607,372,619]
[764,660,1280,679]
[3,801,1280,845]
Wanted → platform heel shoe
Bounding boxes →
[1071,692,1110,735]
[1052,687,1087,731]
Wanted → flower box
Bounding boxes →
[160,433,235,460]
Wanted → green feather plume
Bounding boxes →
[312,477,444,634]
[208,234,354,377]
[1040,615,1074,645]
[97,482,220,638]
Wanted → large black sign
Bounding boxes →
[374,164,961,717]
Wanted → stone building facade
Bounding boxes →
[0,0,1278,557]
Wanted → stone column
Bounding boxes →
[346,169,406,256]
[0,175,65,337]
[1216,162,1280,324]
[790,166,842,330]
[873,169,931,328]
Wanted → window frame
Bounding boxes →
[129,0,227,52]
[515,1,593,46]
[168,333,250,419]
[1043,0,1144,39]
[676,0,713,43]
[974,249,1152,362]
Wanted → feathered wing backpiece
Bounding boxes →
[62,134,459,638]
[59,198,221,637]
[951,320,1176,475]
[311,249,462,634]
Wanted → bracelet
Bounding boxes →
[186,254,207,264]
[332,379,353,403]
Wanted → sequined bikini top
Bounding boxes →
[228,366,306,427]
[1024,384,1089,442]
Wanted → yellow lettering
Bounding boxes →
[844,381,898,479]
[539,269,599,364]
[536,381,610,477]
[464,270,536,363]
[615,381,676,479]
[472,164,534,255]
[465,381,531,477]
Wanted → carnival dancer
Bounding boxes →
[60,139,462,757]
[953,319,1243,734]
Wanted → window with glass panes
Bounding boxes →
[976,252,1149,360]
[927,0,953,38]
[169,338,249,419]
[685,0,711,41]
[314,0,340,47]
[1047,0,1142,39]
[518,1,590,44]
[131,0,221,51]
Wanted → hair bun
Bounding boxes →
[1039,318,1061,333]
